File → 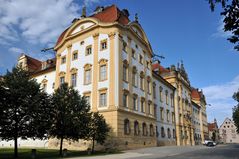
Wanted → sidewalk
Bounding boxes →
[68,145,207,159]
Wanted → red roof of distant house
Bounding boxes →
[55,5,130,47]
[23,55,56,74]
[152,63,170,74]
[25,55,42,71]
[208,123,217,131]
[191,88,200,99]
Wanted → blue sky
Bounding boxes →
[0,0,238,125]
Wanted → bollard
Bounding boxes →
[31,149,36,159]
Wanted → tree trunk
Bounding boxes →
[59,137,63,156]
[91,137,95,154]
[14,136,18,158]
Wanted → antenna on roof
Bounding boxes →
[41,47,54,52]
[152,53,165,63]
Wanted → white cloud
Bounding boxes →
[0,0,81,45]
[212,18,232,38]
[203,75,239,125]
[8,47,24,54]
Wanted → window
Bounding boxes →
[60,76,65,85]
[150,124,154,136]
[123,40,127,52]
[132,49,136,59]
[99,92,107,107]
[84,64,92,85]
[71,73,77,87]
[173,129,176,138]
[140,72,144,90]
[147,78,151,94]
[133,95,137,110]
[165,90,168,105]
[154,104,157,117]
[100,40,107,50]
[170,93,174,107]
[61,56,66,64]
[100,65,107,81]
[142,123,147,136]
[159,86,163,102]
[52,82,55,89]
[123,93,128,107]
[161,127,165,138]
[85,70,91,84]
[123,64,128,81]
[124,119,130,135]
[153,83,156,99]
[141,99,145,113]
[167,110,170,121]
[160,108,164,120]
[72,51,78,60]
[80,41,84,45]
[148,102,151,114]
[132,66,137,86]
[139,55,143,64]
[134,121,139,136]
[167,128,171,138]
[172,112,175,123]
[85,45,92,55]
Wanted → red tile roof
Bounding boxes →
[191,88,200,99]
[208,123,217,131]
[91,5,129,25]
[24,55,56,74]
[152,63,170,74]
[25,55,42,72]
[55,5,130,47]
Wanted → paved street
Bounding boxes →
[73,144,239,159]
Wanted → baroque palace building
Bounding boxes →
[8,5,209,149]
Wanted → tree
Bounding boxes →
[0,67,52,158]
[232,89,239,133]
[212,131,216,142]
[49,83,91,156]
[87,112,110,154]
[208,0,239,51]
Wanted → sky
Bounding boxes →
[0,0,238,126]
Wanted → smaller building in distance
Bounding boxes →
[219,118,239,144]
[208,119,219,143]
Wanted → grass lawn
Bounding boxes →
[0,148,121,159]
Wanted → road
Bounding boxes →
[160,144,239,159]
[72,144,239,159]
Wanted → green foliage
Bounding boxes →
[208,0,239,51]
[87,112,110,153]
[49,83,91,156]
[0,67,52,158]
[232,90,239,133]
